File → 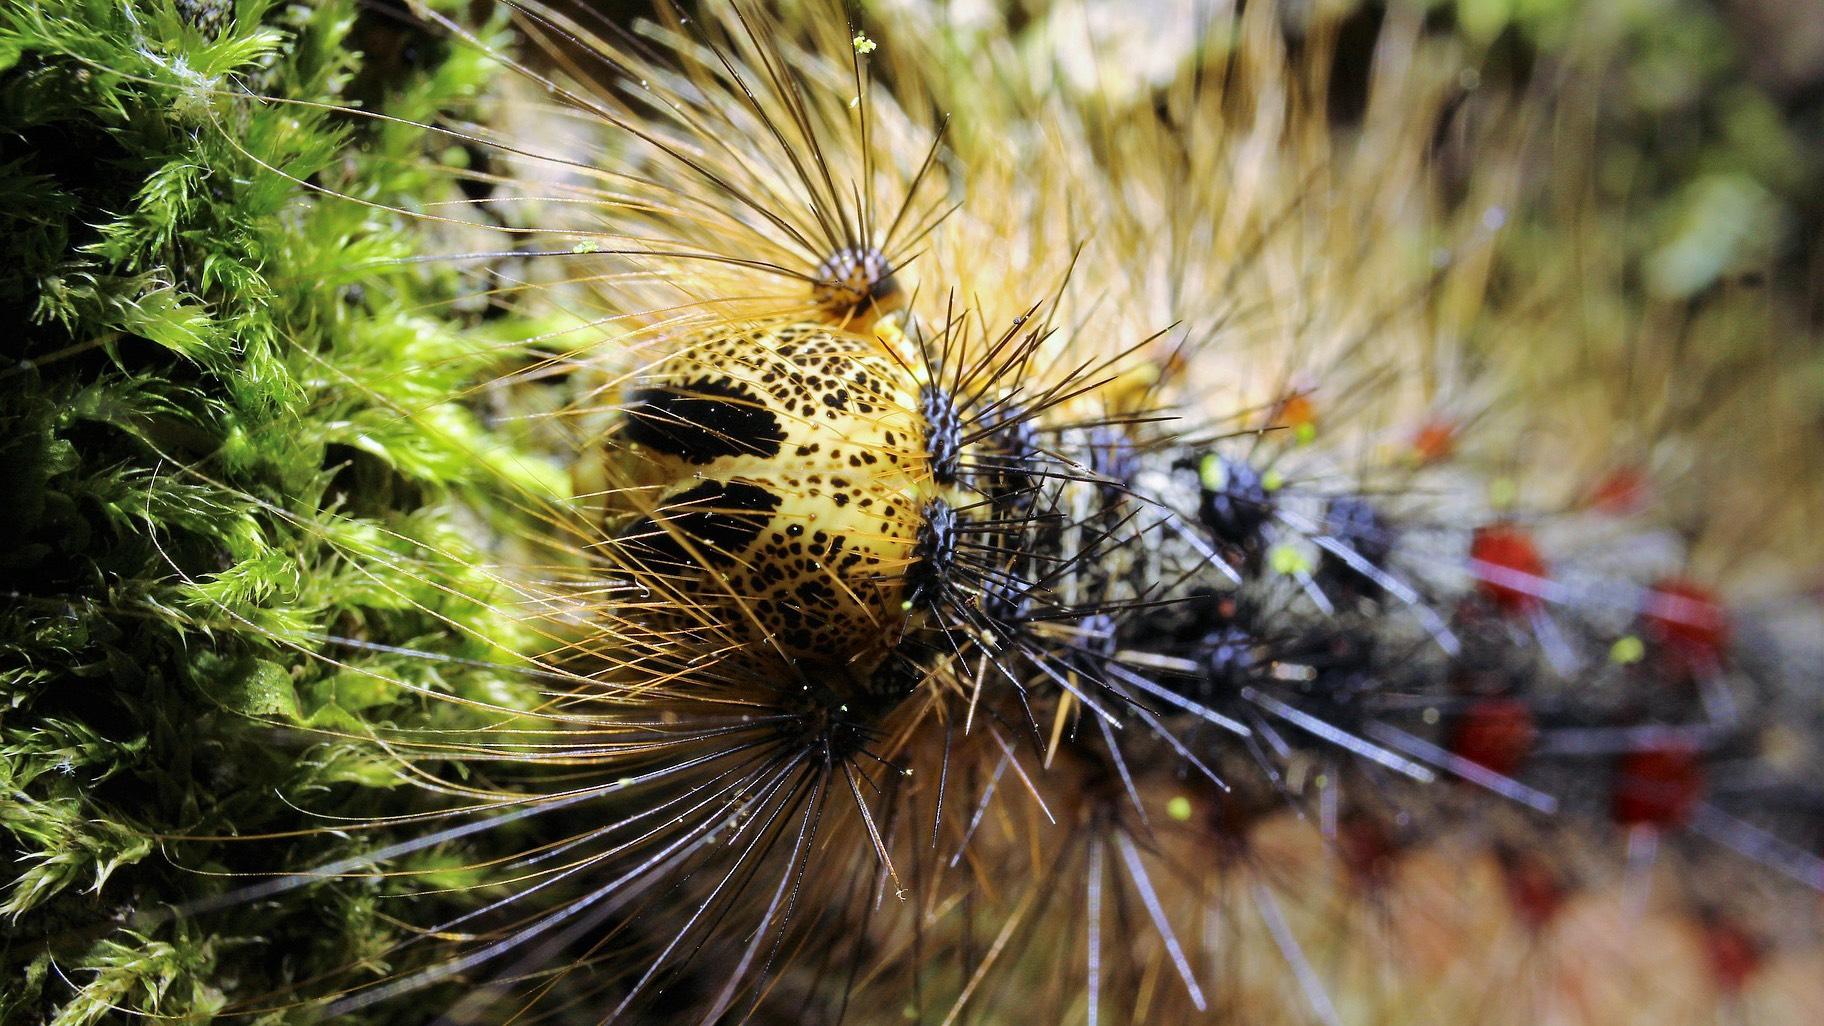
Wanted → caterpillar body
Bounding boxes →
[4,1,1823,1025]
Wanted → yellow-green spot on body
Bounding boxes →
[1488,475,1518,509]
[1166,795,1193,822]
[1199,453,1227,492]
[1294,421,1318,446]
[1268,542,1310,576]
[1262,468,1286,492]
[1610,634,1646,665]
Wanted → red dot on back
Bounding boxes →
[1470,524,1547,616]
[1642,577,1730,676]
[1449,698,1537,777]
[1611,743,1705,828]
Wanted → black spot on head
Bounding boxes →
[794,576,836,604]
[616,480,781,571]
[623,377,786,465]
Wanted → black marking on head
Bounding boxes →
[616,479,781,571]
[921,385,962,485]
[623,377,786,465]
[905,498,957,609]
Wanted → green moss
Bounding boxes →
[0,2,533,1021]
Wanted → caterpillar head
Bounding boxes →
[604,325,960,677]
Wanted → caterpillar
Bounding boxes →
[4,1,1823,1024]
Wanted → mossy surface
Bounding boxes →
[0,3,541,1021]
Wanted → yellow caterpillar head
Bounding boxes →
[603,325,960,677]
